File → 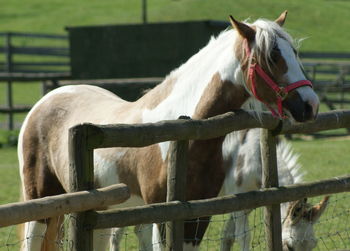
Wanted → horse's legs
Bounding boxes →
[109,227,125,251]
[109,225,153,251]
[152,223,164,251]
[42,216,64,251]
[21,220,46,251]
[235,210,251,251]
[134,224,153,250]
[94,228,112,251]
[220,213,236,251]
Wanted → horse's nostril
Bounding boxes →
[304,102,313,120]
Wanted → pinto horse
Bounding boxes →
[220,129,329,251]
[18,11,319,251]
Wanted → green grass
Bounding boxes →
[292,138,350,181]
[0,0,350,52]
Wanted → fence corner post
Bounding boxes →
[166,116,190,251]
[68,124,95,251]
[260,129,283,251]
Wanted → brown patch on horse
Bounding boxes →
[140,76,176,110]
[180,72,250,245]
[117,145,167,203]
[193,72,249,119]
[41,216,64,251]
[235,154,245,187]
[21,106,66,202]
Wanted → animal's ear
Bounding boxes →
[229,15,255,42]
[275,10,288,27]
[304,196,329,223]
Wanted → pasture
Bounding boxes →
[0,0,349,52]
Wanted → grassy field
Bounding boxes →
[1,0,350,51]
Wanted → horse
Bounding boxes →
[220,129,329,251]
[18,11,319,251]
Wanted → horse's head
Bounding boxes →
[282,196,329,251]
[230,11,319,122]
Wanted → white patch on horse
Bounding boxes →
[22,221,46,251]
[94,150,126,187]
[277,37,319,116]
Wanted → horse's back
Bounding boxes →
[18,85,132,196]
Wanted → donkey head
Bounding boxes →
[282,196,329,251]
[230,11,319,122]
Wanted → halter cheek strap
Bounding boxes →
[244,39,313,119]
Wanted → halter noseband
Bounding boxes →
[244,39,313,119]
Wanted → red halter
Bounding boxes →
[244,39,313,119]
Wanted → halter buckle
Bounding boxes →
[276,87,288,100]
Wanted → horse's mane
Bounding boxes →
[251,19,297,66]
[276,139,304,186]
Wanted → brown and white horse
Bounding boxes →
[220,129,329,251]
[18,12,319,250]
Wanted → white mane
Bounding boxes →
[277,139,304,186]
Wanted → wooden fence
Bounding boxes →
[301,52,350,111]
[0,110,350,249]
[0,32,70,130]
[67,109,350,251]
[0,184,129,228]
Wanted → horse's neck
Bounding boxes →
[138,30,248,122]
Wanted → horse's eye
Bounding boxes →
[270,45,281,63]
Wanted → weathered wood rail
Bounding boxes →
[89,174,350,229]
[67,109,350,251]
[0,184,129,227]
[78,109,350,149]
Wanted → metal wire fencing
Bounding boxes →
[3,193,347,250]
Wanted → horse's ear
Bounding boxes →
[275,10,288,27]
[229,15,255,41]
[304,196,329,223]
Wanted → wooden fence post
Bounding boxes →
[260,129,283,251]
[5,32,14,130]
[68,124,95,251]
[166,117,189,251]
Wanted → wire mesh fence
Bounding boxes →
[1,192,349,250]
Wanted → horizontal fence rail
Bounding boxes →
[0,72,71,81]
[0,32,67,39]
[79,109,350,149]
[90,175,350,229]
[0,184,129,227]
